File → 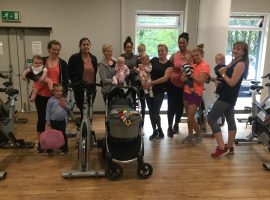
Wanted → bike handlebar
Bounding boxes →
[69,81,102,88]
[261,73,270,80]
[0,73,8,79]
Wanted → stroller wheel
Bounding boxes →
[106,163,123,181]
[137,162,153,179]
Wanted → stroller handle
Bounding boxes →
[69,81,102,88]
[107,85,140,98]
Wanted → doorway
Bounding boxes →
[0,28,51,112]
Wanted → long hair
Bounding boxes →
[233,41,249,79]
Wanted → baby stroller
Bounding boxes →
[104,86,153,180]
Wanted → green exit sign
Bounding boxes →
[1,11,20,22]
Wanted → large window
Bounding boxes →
[226,14,268,80]
[135,11,183,58]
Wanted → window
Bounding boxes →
[135,11,183,58]
[226,14,268,80]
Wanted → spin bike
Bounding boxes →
[0,76,34,148]
[62,82,105,178]
[234,75,269,144]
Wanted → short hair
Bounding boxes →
[53,83,63,89]
[117,56,125,63]
[138,43,146,51]
[32,55,42,61]
[102,44,113,53]
[158,44,168,52]
[47,40,61,49]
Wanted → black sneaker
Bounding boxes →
[167,127,174,138]
[149,130,159,141]
[158,128,164,139]
[173,124,179,134]
[36,143,44,153]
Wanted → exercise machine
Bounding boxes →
[62,82,105,178]
[235,75,270,144]
[0,79,34,148]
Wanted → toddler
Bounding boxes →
[182,54,196,96]
[137,54,153,97]
[45,83,69,155]
[214,53,226,94]
[112,57,130,86]
[22,55,53,102]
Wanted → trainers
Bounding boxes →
[149,130,159,141]
[173,124,179,134]
[181,135,193,144]
[44,149,53,156]
[59,151,67,155]
[193,134,202,144]
[225,144,234,154]
[158,128,164,139]
[211,147,229,158]
[36,143,44,153]
[167,127,174,138]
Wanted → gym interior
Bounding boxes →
[1,0,270,199]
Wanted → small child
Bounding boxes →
[137,54,153,97]
[112,57,130,86]
[181,54,197,96]
[22,55,53,102]
[214,53,226,94]
[45,83,69,155]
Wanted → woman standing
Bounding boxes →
[98,44,116,103]
[144,44,173,141]
[68,37,98,120]
[167,32,192,137]
[36,40,69,153]
[181,44,210,145]
[208,41,249,158]
[121,36,146,125]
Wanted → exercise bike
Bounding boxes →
[235,76,269,144]
[0,77,34,148]
[62,82,105,179]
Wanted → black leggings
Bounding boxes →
[146,92,164,130]
[50,120,68,151]
[167,82,184,127]
[35,95,50,132]
[73,84,96,121]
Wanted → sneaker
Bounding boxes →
[211,147,229,158]
[193,134,202,144]
[44,149,53,156]
[36,143,44,153]
[149,130,159,141]
[158,128,164,139]
[59,151,67,155]
[181,135,193,144]
[225,144,234,154]
[173,124,179,134]
[167,127,174,138]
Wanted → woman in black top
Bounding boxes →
[207,41,249,158]
[121,36,146,126]
[144,44,173,141]
[68,37,98,120]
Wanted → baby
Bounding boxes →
[112,57,130,86]
[137,54,153,97]
[182,54,197,96]
[22,55,53,102]
[214,53,226,94]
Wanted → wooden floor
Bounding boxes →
[1,112,270,199]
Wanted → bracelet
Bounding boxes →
[222,74,225,78]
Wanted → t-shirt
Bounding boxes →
[184,60,210,96]
[150,57,172,94]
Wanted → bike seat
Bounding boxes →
[3,81,13,87]
[250,85,263,91]
[251,80,261,85]
[6,88,19,96]
[265,83,270,87]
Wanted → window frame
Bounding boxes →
[228,12,269,80]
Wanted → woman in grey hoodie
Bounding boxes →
[98,44,116,103]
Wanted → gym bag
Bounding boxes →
[40,129,64,150]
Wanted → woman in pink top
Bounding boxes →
[36,40,69,153]
[181,44,210,145]
[167,32,192,137]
